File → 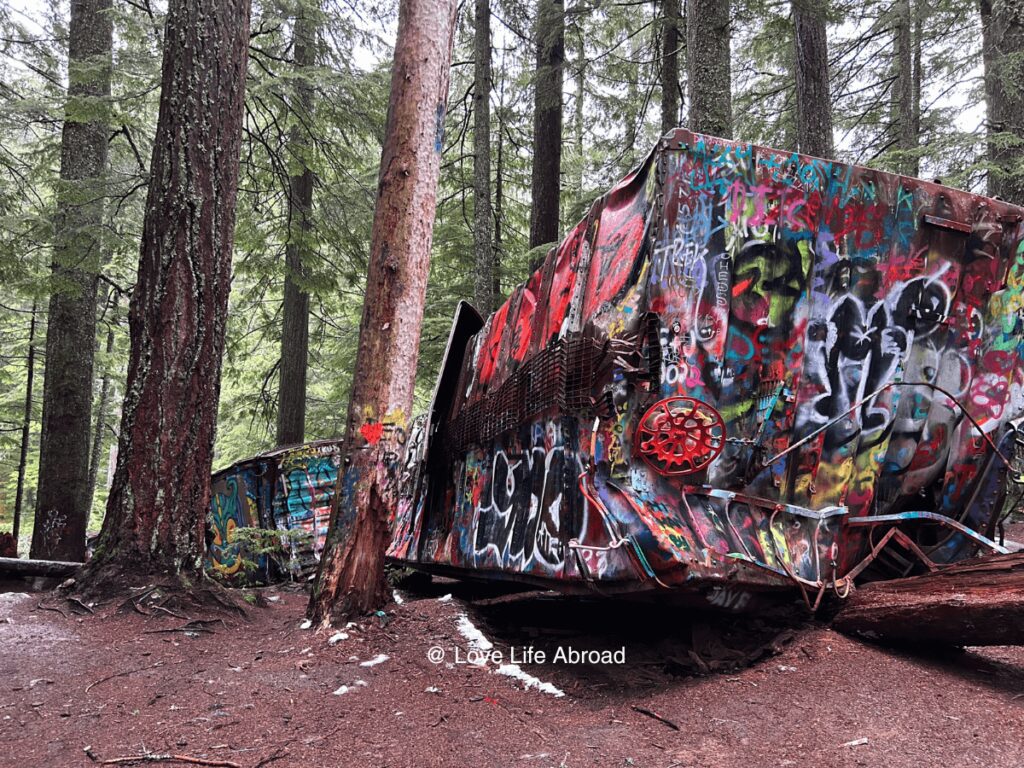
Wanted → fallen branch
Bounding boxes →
[117,585,163,616]
[0,556,80,577]
[631,704,680,731]
[86,661,164,693]
[98,755,241,767]
[834,551,1024,646]
[142,619,223,635]
[470,589,560,607]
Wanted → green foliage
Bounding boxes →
[215,525,312,584]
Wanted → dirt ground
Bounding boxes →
[1,554,1024,768]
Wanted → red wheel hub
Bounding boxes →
[635,397,725,475]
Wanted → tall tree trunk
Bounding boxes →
[90,0,252,581]
[494,70,505,301]
[981,0,1024,203]
[912,0,922,154]
[893,0,918,175]
[687,0,732,138]
[473,0,495,313]
[276,3,317,446]
[624,32,640,151]
[87,307,116,513]
[574,30,585,196]
[661,0,682,135]
[528,0,564,249]
[13,300,39,548]
[105,389,121,489]
[307,0,457,624]
[31,0,112,562]
[793,0,833,157]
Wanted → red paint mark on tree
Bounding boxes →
[360,422,385,445]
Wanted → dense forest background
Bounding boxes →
[0,0,1013,549]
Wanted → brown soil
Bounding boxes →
[1,575,1023,768]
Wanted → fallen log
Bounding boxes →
[0,556,81,578]
[834,552,1024,646]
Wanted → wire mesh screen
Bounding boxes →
[446,331,610,455]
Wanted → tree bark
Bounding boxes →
[494,72,505,301]
[661,0,682,135]
[528,0,564,249]
[31,0,112,562]
[276,3,317,446]
[13,300,39,548]
[892,0,918,176]
[473,0,495,313]
[89,0,252,581]
[687,0,732,138]
[306,0,457,624]
[574,31,585,196]
[834,553,1024,646]
[87,305,117,513]
[792,0,833,158]
[981,0,1024,203]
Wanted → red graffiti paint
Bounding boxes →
[539,221,587,346]
[476,301,510,391]
[584,185,649,319]
[360,422,384,445]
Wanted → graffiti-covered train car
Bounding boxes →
[387,129,1024,606]
[206,440,342,582]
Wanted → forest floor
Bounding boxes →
[2,530,1024,768]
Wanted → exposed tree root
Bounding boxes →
[68,561,249,621]
[142,619,224,635]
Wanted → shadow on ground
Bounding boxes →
[395,572,815,700]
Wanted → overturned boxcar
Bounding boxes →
[208,130,1024,607]
[206,440,342,582]
[386,129,1024,608]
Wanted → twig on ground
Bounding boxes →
[86,661,164,693]
[631,704,680,731]
[142,627,214,635]
[143,619,222,635]
[98,755,241,767]
[254,749,289,767]
[34,600,68,618]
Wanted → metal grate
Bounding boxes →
[446,328,618,455]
